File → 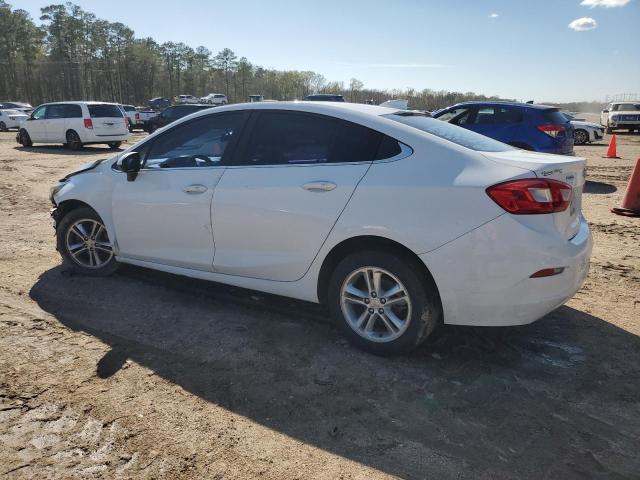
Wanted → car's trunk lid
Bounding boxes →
[483,149,586,240]
[88,104,127,135]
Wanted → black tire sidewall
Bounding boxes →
[57,207,118,276]
[19,129,32,146]
[0,122,7,131]
[66,130,82,150]
[328,250,440,355]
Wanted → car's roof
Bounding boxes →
[41,101,119,106]
[220,101,399,116]
[450,101,557,110]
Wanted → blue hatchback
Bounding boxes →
[432,102,574,155]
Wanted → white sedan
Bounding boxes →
[0,109,29,131]
[562,112,604,145]
[49,102,592,355]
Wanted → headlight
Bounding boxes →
[49,181,67,204]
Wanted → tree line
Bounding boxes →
[0,1,519,110]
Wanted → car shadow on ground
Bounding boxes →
[14,145,122,155]
[29,265,640,479]
[584,180,617,194]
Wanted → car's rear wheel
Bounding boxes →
[328,251,441,355]
[18,129,32,147]
[574,129,589,145]
[66,130,82,150]
[0,121,7,132]
[147,124,157,134]
[57,207,118,276]
[107,141,122,149]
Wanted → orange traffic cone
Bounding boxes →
[612,158,640,217]
[603,134,621,159]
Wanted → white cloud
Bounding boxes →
[489,13,499,18]
[569,17,598,31]
[580,0,631,7]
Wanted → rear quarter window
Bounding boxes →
[88,104,123,118]
[542,109,570,124]
[386,113,514,152]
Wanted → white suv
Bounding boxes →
[600,102,640,134]
[17,102,130,150]
[200,93,228,105]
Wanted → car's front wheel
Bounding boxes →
[328,250,441,355]
[18,129,32,147]
[57,207,118,276]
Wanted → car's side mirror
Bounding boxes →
[118,151,142,182]
[602,110,609,113]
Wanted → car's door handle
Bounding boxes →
[183,184,208,194]
[302,181,337,192]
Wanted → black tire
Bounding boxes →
[327,250,441,355]
[128,125,134,133]
[56,207,118,276]
[18,129,32,147]
[0,121,7,132]
[147,124,157,134]
[66,130,82,150]
[574,129,589,145]
[108,141,122,149]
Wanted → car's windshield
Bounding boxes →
[561,112,575,121]
[613,103,640,111]
[385,113,515,152]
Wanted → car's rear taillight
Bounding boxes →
[83,118,93,129]
[537,124,565,138]
[124,117,129,128]
[135,113,140,120]
[486,179,572,214]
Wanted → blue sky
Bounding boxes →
[15,0,640,102]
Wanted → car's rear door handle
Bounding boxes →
[302,181,337,192]
[183,184,208,194]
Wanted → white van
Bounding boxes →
[17,101,130,150]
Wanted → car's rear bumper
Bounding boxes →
[420,214,592,327]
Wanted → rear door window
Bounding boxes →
[88,104,123,118]
[64,104,82,118]
[238,111,383,165]
[472,106,523,124]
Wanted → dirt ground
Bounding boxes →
[0,121,639,479]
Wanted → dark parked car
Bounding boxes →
[147,97,171,110]
[303,94,345,102]
[432,102,574,155]
[145,104,213,133]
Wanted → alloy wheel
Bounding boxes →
[574,130,588,145]
[340,266,412,343]
[65,218,113,269]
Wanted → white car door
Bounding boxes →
[26,105,48,142]
[211,110,388,282]
[111,111,248,270]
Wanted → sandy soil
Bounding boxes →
[0,126,639,479]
